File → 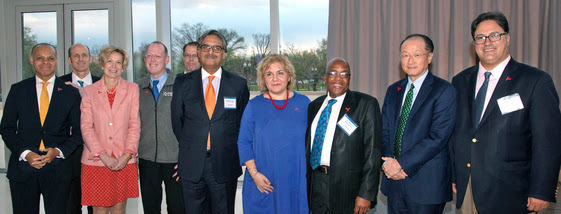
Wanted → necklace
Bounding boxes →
[106,86,117,94]
[268,90,289,110]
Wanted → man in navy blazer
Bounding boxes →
[450,11,561,213]
[381,34,456,213]
[0,43,82,214]
[60,43,100,214]
[171,30,249,214]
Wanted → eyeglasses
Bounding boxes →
[473,32,508,45]
[400,53,430,60]
[145,55,163,60]
[326,71,350,79]
[199,44,224,53]
[183,54,197,59]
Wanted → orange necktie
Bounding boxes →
[39,82,50,151]
[205,76,216,149]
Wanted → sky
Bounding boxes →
[23,0,329,55]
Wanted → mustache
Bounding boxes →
[204,54,218,59]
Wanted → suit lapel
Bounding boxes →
[332,91,357,145]
[96,80,113,119]
[408,72,434,119]
[479,60,517,127]
[192,70,210,120]
[212,71,227,120]
[394,79,408,125]
[466,67,478,128]
[27,78,41,127]
[43,78,65,126]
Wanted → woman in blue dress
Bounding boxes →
[237,54,310,213]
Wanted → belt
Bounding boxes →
[315,165,330,174]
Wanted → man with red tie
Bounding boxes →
[0,43,82,214]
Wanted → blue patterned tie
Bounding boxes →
[77,80,84,87]
[395,83,414,157]
[474,72,492,128]
[310,99,337,169]
[152,80,160,102]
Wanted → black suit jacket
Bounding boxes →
[0,76,82,182]
[171,68,249,183]
[381,72,456,204]
[305,90,382,213]
[450,59,561,213]
[59,72,100,179]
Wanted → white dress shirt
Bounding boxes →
[310,92,347,166]
[71,72,93,87]
[475,55,511,121]
[201,67,222,102]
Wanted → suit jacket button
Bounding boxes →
[467,163,471,168]
[109,123,113,126]
[472,138,477,143]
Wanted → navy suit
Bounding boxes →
[171,68,249,214]
[58,73,99,214]
[381,72,456,212]
[0,76,82,214]
[450,59,561,214]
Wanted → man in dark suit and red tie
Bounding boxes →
[450,11,561,214]
[171,30,249,214]
[306,57,382,214]
[60,43,100,214]
[0,43,82,214]
[381,34,456,213]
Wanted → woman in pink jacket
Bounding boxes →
[80,45,140,214]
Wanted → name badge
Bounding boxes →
[163,91,173,97]
[224,97,236,109]
[497,93,524,115]
[337,114,358,136]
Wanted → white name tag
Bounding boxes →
[224,97,236,109]
[337,114,358,136]
[497,93,524,115]
[162,91,173,96]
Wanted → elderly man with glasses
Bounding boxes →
[171,30,249,214]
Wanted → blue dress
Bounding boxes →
[238,92,310,214]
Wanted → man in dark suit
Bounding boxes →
[171,30,249,214]
[450,11,561,214]
[381,34,456,213]
[0,43,82,214]
[306,57,382,214]
[60,43,100,214]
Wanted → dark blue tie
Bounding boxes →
[310,99,337,169]
[77,80,84,87]
[474,72,492,128]
[152,80,160,102]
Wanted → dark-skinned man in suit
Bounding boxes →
[306,57,382,214]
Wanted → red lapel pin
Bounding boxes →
[506,76,511,81]
[345,107,350,112]
[294,107,299,111]
[397,87,402,91]
[146,91,149,94]
[57,88,62,91]
[98,91,102,94]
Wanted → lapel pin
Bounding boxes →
[98,91,102,94]
[57,88,62,91]
[345,107,350,112]
[146,91,149,94]
[397,87,402,91]
[294,107,299,111]
[506,76,511,81]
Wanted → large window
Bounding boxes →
[131,0,328,90]
[22,12,58,79]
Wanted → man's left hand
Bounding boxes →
[382,157,408,180]
[35,147,59,165]
[65,81,84,95]
[527,197,549,212]
[354,196,371,214]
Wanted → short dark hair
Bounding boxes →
[182,41,199,54]
[149,41,168,56]
[32,43,57,57]
[399,34,434,53]
[471,11,509,38]
[67,43,91,57]
[198,30,228,53]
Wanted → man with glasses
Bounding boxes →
[136,41,185,214]
[171,30,249,214]
[380,34,456,213]
[450,11,561,213]
[182,41,201,73]
[306,57,382,214]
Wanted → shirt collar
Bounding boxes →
[326,91,347,103]
[72,72,92,83]
[36,75,55,85]
[478,55,511,79]
[201,67,222,80]
[150,71,168,85]
[407,69,429,90]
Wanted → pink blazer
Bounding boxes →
[80,77,140,167]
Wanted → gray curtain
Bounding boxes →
[327,0,561,103]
